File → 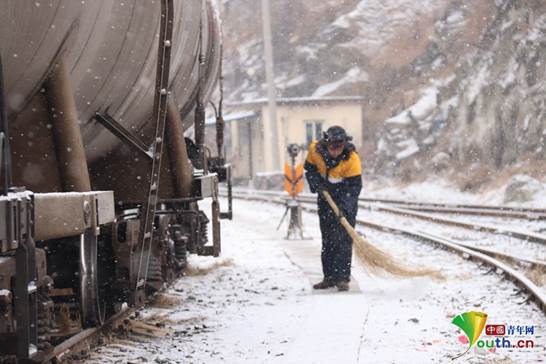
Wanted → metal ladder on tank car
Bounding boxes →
[133,0,174,302]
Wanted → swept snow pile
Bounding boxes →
[185,254,233,276]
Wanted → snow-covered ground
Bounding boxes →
[78,198,545,364]
[366,177,546,208]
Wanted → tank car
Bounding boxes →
[0,1,231,362]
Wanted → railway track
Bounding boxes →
[360,203,546,267]
[232,188,546,219]
[227,189,546,314]
[298,194,546,242]
[359,196,546,219]
[43,308,136,363]
[44,290,185,362]
[229,188,546,265]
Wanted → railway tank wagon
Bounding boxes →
[0,1,231,362]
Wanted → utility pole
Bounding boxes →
[261,0,280,171]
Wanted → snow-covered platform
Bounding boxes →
[277,239,361,294]
[79,198,545,364]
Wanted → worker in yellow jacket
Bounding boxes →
[304,126,362,291]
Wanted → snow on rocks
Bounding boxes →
[326,0,447,58]
[503,174,545,204]
[446,6,546,168]
[378,80,458,164]
[430,152,451,171]
[395,139,420,160]
[385,87,439,127]
[312,67,368,97]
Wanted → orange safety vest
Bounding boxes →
[284,163,304,197]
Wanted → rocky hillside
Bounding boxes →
[377,0,546,184]
[446,1,546,171]
[221,0,546,184]
[222,0,467,101]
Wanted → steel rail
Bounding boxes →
[227,189,546,244]
[224,187,546,219]
[43,307,136,363]
[297,195,524,218]
[227,191,546,314]
[417,232,546,271]
[367,204,546,245]
[385,204,546,220]
[358,196,546,215]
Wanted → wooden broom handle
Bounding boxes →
[320,190,354,233]
[321,190,341,216]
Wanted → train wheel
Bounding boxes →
[129,288,147,308]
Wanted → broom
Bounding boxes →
[321,190,441,278]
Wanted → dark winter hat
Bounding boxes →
[323,126,352,146]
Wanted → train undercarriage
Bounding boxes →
[0,0,231,362]
[0,172,231,362]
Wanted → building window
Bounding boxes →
[305,120,323,146]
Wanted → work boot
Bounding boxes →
[336,281,349,292]
[313,279,335,289]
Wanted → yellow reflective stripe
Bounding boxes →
[305,142,362,179]
[344,152,362,177]
[306,141,328,176]
[305,141,316,163]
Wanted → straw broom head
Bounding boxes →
[321,191,442,279]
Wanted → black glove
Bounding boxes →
[315,179,327,192]
[308,176,327,193]
[304,162,328,194]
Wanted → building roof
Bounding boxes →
[205,96,363,126]
[205,110,257,125]
[225,96,363,108]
